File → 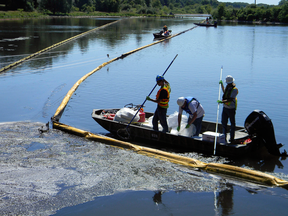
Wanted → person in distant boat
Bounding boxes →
[163,25,169,36]
[218,75,238,144]
[163,25,168,32]
[206,17,209,24]
[146,75,171,133]
[176,97,205,136]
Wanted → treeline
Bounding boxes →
[214,0,288,23]
[1,0,288,23]
[1,0,219,14]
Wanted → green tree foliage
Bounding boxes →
[145,0,152,7]
[278,1,288,22]
[224,2,249,9]
[40,0,73,14]
[95,0,120,12]
[1,0,288,23]
[74,0,94,11]
[6,0,36,11]
[205,4,212,14]
[279,0,288,6]
[152,0,162,8]
[210,2,288,23]
[217,3,225,20]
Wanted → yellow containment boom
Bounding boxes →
[53,122,288,189]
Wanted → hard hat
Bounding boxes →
[156,75,164,82]
[177,97,185,106]
[226,75,235,84]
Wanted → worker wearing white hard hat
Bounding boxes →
[177,96,205,136]
[218,75,238,143]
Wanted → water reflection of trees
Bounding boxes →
[0,18,114,70]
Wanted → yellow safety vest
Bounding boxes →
[223,86,238,110]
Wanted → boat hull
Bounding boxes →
[153,30,172,39]
[92,108,257,158]
[153,33,171,39]
[194,22,217,27]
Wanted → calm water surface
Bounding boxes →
[0,17,288,215]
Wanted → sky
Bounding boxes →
[217,0,280,5]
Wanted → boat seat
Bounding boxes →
[226,130,249,141]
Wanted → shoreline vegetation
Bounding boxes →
[0,0,287,24]
[0,11,286,25]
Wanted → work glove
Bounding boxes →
[185,124,190,129]
[177,126,180,132]
[146,96,151,101]
[217,100,223,104]
[219,80,223,85]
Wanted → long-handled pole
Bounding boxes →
[214,66,223,155]
[126,54,178,129]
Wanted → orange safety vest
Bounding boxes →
[156,84,170,108]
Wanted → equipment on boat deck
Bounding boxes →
[244,110,282,156]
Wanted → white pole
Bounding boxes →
[214,66,223,155]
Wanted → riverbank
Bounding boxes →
[1,11,286,25]
[0,10,174,21]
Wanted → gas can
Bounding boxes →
[138,111,146,122]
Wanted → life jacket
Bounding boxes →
[223,86,238,110]
[182,97,200,115]
[156,84,170,108]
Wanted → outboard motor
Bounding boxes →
[244,110,280,156]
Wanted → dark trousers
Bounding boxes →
[152,106,168,133]
[188,116,203,136]
[221,107,236,141]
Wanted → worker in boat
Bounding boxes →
[146,75,171,133]
[218,75,238,144]
[206,17,209,24]
[176,97,205,136]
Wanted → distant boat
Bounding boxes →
[153,30,172,39]
[194,21,217,27]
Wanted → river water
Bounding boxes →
[0,17,288,215]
